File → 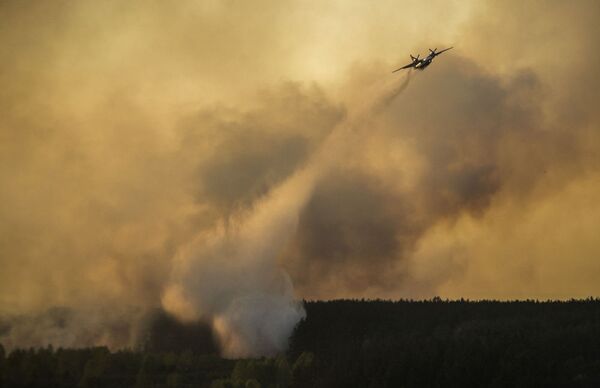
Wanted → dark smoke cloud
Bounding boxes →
[181,84,344,214]
[284,170,411,294]
[283,33,600,299]
[282,57,542,298]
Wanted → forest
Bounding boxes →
[1,299,600,387]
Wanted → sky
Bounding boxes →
[1,0,600,352]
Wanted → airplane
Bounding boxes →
[392,47,453,72]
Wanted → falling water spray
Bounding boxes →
[161,71,414,357]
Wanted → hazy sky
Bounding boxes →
[1,0,600,350]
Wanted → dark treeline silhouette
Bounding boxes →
[1,299,600,387]
[143,310,219,355]
[289,299,600,387]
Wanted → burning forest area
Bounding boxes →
[2,0,600,387]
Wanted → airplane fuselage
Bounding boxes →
[414,55,435,70]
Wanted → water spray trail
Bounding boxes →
[162,71,413,357]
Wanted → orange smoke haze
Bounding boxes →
[1,0,599,353]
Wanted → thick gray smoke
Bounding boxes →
[0,306,147,350]
[161,73,413,357]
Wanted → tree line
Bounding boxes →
[1,299,600,387]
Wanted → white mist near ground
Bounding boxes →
[161,72,413,357]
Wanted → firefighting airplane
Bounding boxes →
[392,47,453,72]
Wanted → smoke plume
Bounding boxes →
[1,0,600,354]
[162,73,413,357]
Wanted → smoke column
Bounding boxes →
[162,71,414,357]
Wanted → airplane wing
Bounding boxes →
[392,62,414,73]
[435,47,453,56]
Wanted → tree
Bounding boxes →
[0,344,5,388]
[292,352,315,388]
[275,356,292,388]
[166,371,183,388]
[134,355,154,388]
[245,378,261,388]
[211,379,245,388]
[79,347,110,388]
